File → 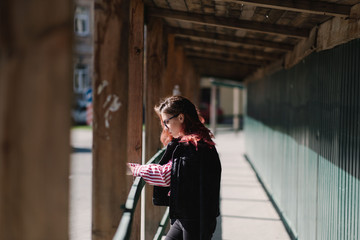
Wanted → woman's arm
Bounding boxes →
[127,161,172,187]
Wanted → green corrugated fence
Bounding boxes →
[245,39,360,240]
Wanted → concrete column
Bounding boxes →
[243,88,247,116]
[210,84,217,135]
[233,87,240,131]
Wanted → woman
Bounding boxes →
[128,96,221,240]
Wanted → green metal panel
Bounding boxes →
[245,39,360,240]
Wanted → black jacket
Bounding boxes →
[153,138,221,225]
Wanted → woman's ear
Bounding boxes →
[179,113,184,123]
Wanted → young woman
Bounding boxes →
[128,96,221,240]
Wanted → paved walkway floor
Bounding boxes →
[213,130,290,240]
[69,128,290,240]
[70,128,92,240]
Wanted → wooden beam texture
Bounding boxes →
[230,0,351,18]
[161,35,188,97]
[185,49,269,66]
[176,38,283,61]
[244,3,360,82]
[244,58,284,83]
[191,57,255,80]
[148,7,310,38]
[0,0,72,239]
[167,27,294,51]
[128,0,144,239]
[317,3,360,51]
[145,17,168,240]
[93,0,132,239]
[160,34,201,99]
[285,26,317,69]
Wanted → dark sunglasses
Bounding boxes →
[163,113,180,129]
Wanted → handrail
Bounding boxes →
[113,148,167,240]
[153,207,170,240]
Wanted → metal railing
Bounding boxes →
[245,39,360,240]
[113,148,168,240]
[153,207,170,240]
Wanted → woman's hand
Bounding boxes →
[127,163,135,174]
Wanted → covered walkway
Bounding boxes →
[2,1,360,239]
[214,131,290,240]
[70,128,290,240]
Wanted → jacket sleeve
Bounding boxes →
[129,161,172,187]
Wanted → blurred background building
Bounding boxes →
[200,77,244,128]
[72,0,94,125]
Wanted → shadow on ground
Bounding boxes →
[212,215,222,240]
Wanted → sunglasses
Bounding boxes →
[163,113,180,129]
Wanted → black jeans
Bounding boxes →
[165,219,217,240]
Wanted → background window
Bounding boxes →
[74,65,90,93]
[74,7,90,36]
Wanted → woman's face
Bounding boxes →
[161,112,184,138]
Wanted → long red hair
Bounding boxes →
[154,96,215,148]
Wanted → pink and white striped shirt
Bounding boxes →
[128,160,172,187]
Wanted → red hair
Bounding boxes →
[154,96,215,148]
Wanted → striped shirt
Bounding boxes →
[128,160,172,187]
